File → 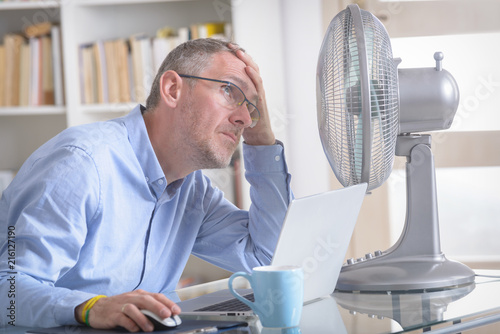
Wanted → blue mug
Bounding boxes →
[228,265,304,328]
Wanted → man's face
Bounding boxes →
[180,51,257,170]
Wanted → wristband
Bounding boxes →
[85,309,91,327]
[81,295,107,326]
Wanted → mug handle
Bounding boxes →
[228,271,255,310]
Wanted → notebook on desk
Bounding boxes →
[178,183,367,316]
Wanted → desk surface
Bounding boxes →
[333,271,500,333]
[5,270,500,334]
[186,270,500,334]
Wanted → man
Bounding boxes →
[0,39,292,331]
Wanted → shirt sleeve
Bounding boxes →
[192,141,293,273]
[0,146,100,327]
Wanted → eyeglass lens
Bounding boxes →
[221,84,259,127]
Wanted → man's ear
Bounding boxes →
[159,70,183,107]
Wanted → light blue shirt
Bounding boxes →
[0,105,292,328]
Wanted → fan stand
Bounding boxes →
[334,283,475,329]
[336,134,475,292]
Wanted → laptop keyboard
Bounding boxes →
[194,293,254,312]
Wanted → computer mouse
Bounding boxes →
[140,309,182,330]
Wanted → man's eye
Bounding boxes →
[222,85,233,98]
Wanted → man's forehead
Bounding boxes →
[205,52,252,88]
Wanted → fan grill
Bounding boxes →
[317,6,399,191]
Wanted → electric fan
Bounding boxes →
[317,4,475,291]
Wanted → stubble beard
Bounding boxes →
[183,96,238,170]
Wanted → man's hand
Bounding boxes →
[75,290,181,332]
[230,45,276,146]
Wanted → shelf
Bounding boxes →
[76,0,188,6]
[0,106,65,116]
[0,0,60,10]
[81,103,139,114]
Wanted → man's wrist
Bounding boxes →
[75,295,107,325]
[242,140,286,173]
[242,129,276,146]
[75,300,86,324]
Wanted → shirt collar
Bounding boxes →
[112,105,166,194]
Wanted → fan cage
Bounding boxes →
[317,6,399,191]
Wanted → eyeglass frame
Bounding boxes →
[178,74,260,128]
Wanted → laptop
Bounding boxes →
[178,183,367,316]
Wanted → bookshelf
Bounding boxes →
[61,0,232,126]
[0,1,66,171]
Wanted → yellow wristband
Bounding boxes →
[81,295,107,325]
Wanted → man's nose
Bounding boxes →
[229,103,253,128]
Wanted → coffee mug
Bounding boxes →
[228,265,304,328]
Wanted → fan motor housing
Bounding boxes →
[398,58,460,133]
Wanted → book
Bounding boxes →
[24,21,52,39]
[93,40,107,104]
[0,45,5,106]
[78,43,85,105]
[129,33,147,103]
[114,38,131,103]
[139,36,154,101]
[129,33,155,103]
[126,41,135,102]
[189,24,199,40]
[191,22,227,40]
[41,35,54,105]
[152,37,172,72]
[29,37,41,106]
[18,41,31,106]
[80,43,97,104]
[153,26,189,71]
[178,27,189,44]
[1,25,63,107]
[51,25,64,106]
[4,33,24,106]
[77,22,229,106]
[200,22,225,38]
[104,39,119,104]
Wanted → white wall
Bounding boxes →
[232,0,330,200]
[281,0,331,198]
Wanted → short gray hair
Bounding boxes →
[145,38,244,111]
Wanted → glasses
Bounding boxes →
[179,74,260,128]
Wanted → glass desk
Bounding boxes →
[5,271,500,334]
[333,272,500,333]
[183,270,500,334]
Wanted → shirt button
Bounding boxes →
[145,177,150,182]
[158,179,164,185]
[275,155,281,162]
